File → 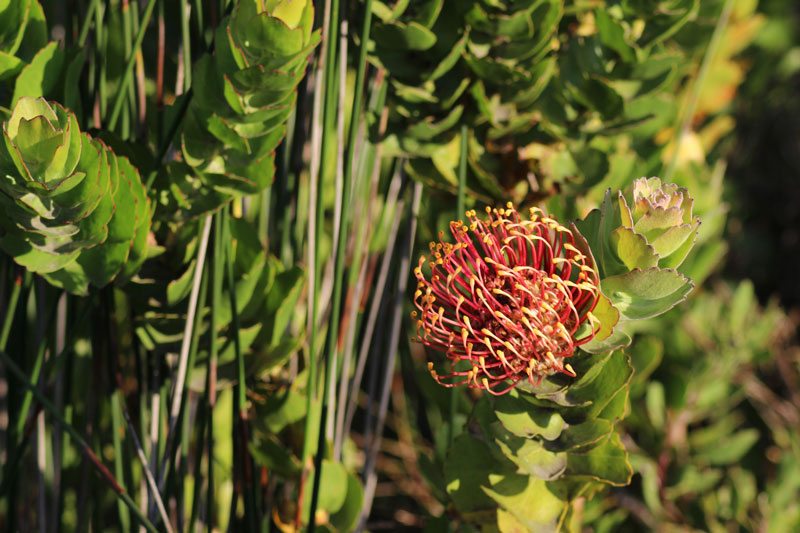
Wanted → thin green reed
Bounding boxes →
[223,206,259,530]
[0,349,161,533]
[120,0,133,140]
[107,0,157,131]
[181,265,209,528]
[302,0,342,518]
[180,0,193,91]
[0,266,25,353]
[333,75,389,461]
[95,1,107,122]
[12,292,58,454]
[111,386,132,533]
[309,0,375,527]
[207,211,225,531]
[78,0,101,47]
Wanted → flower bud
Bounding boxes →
[618,177,700,269]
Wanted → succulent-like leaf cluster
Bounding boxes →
[445,346,634,530]
[159,0,319,219]
[0,97,152,294]
[371,0,702,203]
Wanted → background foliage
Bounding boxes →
[0,0,798,532]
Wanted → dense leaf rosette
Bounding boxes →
[160,0,319,219]
[413,204,601,394]
[0,97,152,294]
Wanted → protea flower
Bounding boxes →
[413,204,602,395]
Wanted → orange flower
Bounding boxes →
[413,204,601,395]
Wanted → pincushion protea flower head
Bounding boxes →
[413,203,602,395]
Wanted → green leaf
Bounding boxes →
[12,41,65,107]
[167,259,198,306]
[445,434,516,513]
[464,55,526,84]
[251,335,303,378]
[729,280,755,335]
[574,189,626,279]
[0,51,24,80]
[557,351,633,423]
[405,104,463,141]
[242,12,305,57]
[15,0,47,62]
[544,419,614,453]
[492,389,566,440]
[650,221,699,261]
[645,381,665,430]
[581,322,633,365]
[663,465,723,499]
[695,429,760,466]
[496,436,567,480]
[610,226,659,271]
[256,386,306,434]
[628,336,663,384]
[496,508,530,533]
[12,115,62,177]
[63,49,86,122]
[40,251,90,295]
[601,267,693,320]
[466,5,533,39]
[264,265,305,345]
[0,0,31,57]
[302,460,349,523]
[328,472,364,532]
[249,435,301,477]
[372,21,437,51]
[597,385,628,422]
[594,9,635,62]
[0,232,78,273]
[579,293,630,354]
[482,475,566,532]
[77,156,141,287]
[427,31,468,81]
[637,0,698,48]
[565,432,632,486]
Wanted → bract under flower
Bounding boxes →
[413,203,601,395]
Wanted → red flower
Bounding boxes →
[412,204,601,395]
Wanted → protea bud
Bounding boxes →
[618,177,700,269]
[413,204,601,395]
